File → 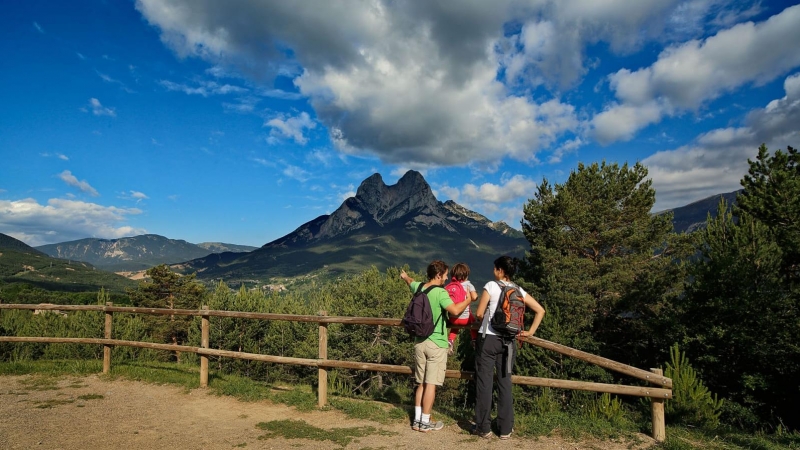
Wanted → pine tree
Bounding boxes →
[737,144,800,283]
[519,161,691,377]
[128,264,206,362]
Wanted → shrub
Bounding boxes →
[664,344,723,428]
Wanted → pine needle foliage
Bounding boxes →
[663,344,723,428]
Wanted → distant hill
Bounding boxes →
[0,233,46,256]
[176,170,528,286]
[35,235,252,272]
[197,242,258,254]
[664,190,741,233]
[0,233,135,294]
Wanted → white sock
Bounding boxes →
[414,406,422,422]
[421,413,430,424]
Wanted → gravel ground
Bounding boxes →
[0,374,656,449]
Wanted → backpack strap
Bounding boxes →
[416,284,445,339]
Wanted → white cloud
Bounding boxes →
[282,164,311,182]
[259,88,304,100]
[265,111,316,145]
[129,191,149,203]
[0,198,144,246]
[58,170,100,197]
[76,52,86,60]
[222,96,259,114]
[461,175,537,203]
[159,79,248,96]
[645,72,800,211]
[88,98,116,117]
[135,0,582,166]
[41,153,70,161]
[594,4,800,143]
[33,22,44,34]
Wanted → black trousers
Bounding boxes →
[474,333,515,435]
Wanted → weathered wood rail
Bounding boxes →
[0,302,670,441]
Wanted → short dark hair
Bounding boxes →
[426,260,449,280]
[451,263,470,282]
[493,255,519,278]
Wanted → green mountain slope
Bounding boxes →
[0,248,136,294]
[176,171,528,286]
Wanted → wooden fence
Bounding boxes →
[0,302,671,441]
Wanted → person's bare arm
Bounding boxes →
[400,270,413,286]
[474,290,490,321]
[520,294,545,337]
[445,297,470,316]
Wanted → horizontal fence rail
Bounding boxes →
[0,302,671,441]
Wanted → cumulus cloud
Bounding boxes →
[58,170,100,197]
[265,111,316,145]
[462,175,538,203]
[593,4,800,144]
[135,0,583,166]
[135,0,796,161]
[0,198,144,246]
[88,98,116,117]
[646,72,800,211]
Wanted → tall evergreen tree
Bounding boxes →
[519,161,690,379]
[128,264,206,361]
[737,144,800,283]
[680,144,800,429]
[681,200,798,428]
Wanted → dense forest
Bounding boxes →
[1,144,798,439]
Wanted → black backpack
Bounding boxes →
[402,284,441,338]
[489,281,526,338]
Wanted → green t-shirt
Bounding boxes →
[409,281,453,348]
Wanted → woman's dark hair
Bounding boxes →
[426,260,449,280]
[493,255,519,278]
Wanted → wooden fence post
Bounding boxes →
[200,305,209,388]
[650,368,666,442]
[318,310,328,408]
[103,302,113,374]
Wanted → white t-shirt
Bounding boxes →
[478,280,528,336]
[455,280,476,320]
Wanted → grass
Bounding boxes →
[255,419,396,448]
[661,426,800,450]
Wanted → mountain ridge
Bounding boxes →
[179,170,527,283]
[36,235,257,272]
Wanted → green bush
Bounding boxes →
[664,344,723,428]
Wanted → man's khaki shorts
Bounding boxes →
[414,339,448,386]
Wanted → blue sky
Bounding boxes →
[1,0,799,247]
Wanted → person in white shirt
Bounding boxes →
[473,255,545,440]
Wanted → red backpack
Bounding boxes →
[444,278,468,304]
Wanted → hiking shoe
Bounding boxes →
[411,420,420,431]
[499,429,514,440]
[418,420,444,432]
[471,425,492,438]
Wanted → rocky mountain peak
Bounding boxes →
[268,170,521,246]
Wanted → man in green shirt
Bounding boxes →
[401,260,471,432]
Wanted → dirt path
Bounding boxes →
[0,375,655,450]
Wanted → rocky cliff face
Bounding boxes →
[265,170,522,248]
[36,234,216,271]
